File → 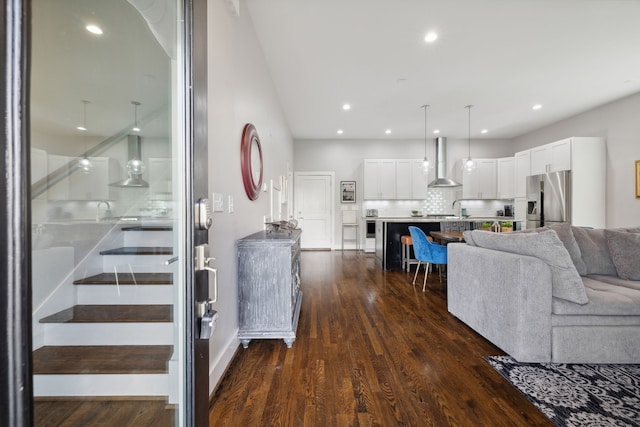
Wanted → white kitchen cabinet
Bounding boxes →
[47,154,70,200]
[395,159,431,199]
[364,159,396,199]
[461,158,497,199]
[530,138,571,175]
[148,158,172,199]
[514,149,531,198]
[410,159,432,199]
[497,157,515,199]
[395,159,413,199]
[514,197,527,229]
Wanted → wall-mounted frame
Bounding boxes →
[240,123,263,201]
[341,181,356,203]
[636,160,640,198]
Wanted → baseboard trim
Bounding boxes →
[208,331,240,400]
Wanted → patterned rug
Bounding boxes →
[485,356,640,426]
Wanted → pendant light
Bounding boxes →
[77,100,93,173]
[131,101,141,132]
[421,104,430,172]
[463,104,476,172]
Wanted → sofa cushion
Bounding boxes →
[586,274,640,291]
[604,229,640,280]
[465,229,588,304]
[547,223,587,275]
[571,227,618,276]
[552,276,640,316]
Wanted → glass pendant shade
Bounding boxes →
[421,104,430,172]
[77,100,93,173]
[463,105,476,172]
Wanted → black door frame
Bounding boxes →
[0,0,209,424]
[0,0,32,425]
[185,0,210,424]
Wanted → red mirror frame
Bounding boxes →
[240,123,263,200]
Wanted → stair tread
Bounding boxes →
[39,305,173,323]
[100,247,172,256]
[74,272,172,285]
[121,226,173,231]
[33,345,173,374]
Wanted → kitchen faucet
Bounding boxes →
[96,200,112,222]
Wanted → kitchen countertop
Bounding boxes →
[367,216,516,222]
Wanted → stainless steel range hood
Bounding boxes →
[110,135,149,188]
[428,136,461,187]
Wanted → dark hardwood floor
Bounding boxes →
[209,250,551,426]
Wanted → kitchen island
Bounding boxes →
[374,217,517,270]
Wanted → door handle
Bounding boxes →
[195,243,217,303]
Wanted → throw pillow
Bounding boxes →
[604,229,640,280]
[467,229,588,304]
[547,223,587,275]
[571,227,618,276]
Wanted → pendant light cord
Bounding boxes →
[466,104,473,159]
[422,104,430,164]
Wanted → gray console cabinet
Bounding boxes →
[237,229,302,348]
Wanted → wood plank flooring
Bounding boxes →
[34,397,175,427]
[209,251,551,426]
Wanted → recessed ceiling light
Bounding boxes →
[433,129,440,134]
[424,31,438,43]
[481,129,488,134]
[86,24,103,35]
[385,129,392,134]
[532,104,543,110]
[337,129,344,135]
[342,103,351,111]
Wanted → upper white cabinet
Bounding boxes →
[364,159,396,199]
[365,159,432,200]
[48,156,120,201]
[460,158,497,199]
[514,150,531,198]
[395,159,413,199]
[410,159,432,199]
[69,157,119,200]
[530,138,571,175]
[497,157,515,199]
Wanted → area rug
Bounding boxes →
[485,356,640,426]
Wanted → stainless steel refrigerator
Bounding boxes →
[526,170,571,229]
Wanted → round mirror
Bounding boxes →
[240,123,263,200]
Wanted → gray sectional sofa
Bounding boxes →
[447,224,640,364]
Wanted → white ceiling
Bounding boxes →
[245,0,640,141]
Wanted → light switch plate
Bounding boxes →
[212,192,224,212]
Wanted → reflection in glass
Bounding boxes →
[31,0,183,424]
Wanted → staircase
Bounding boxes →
[33,224,177,398]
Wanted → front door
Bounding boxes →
[294,172,334,249]
[0,0,211,425]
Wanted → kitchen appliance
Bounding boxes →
[428,137,462,187]
[504,204,513,217]
[365,209,378,217]
[526,171,571,229]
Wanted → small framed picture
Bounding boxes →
[341,181,356,203]
[636,160,640,198]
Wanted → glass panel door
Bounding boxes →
[30,0,186,424]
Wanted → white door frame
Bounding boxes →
[294,171,335,249]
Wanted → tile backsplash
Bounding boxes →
[363,188,513,218]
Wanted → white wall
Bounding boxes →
[512,91,640,228]
[206,0,294,393]
[294,137,513,245]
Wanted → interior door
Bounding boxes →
[294,172,334,249]
[0,0,210,425]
